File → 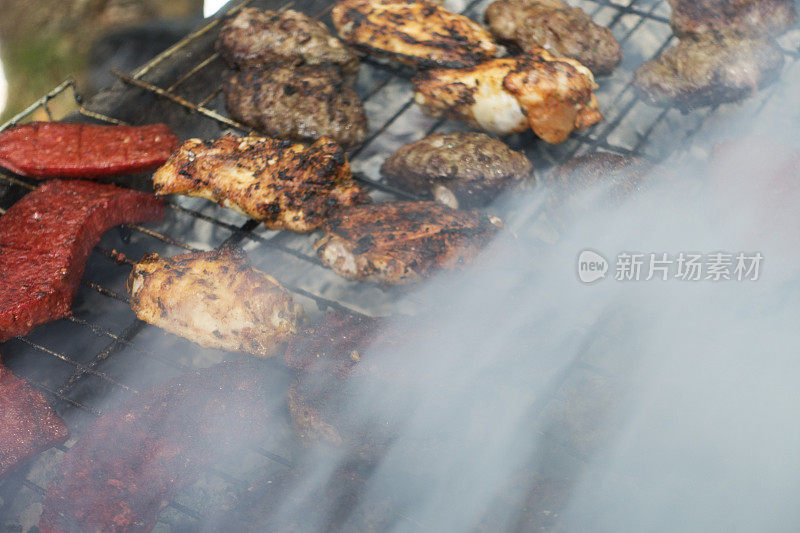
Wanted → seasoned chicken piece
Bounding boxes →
[127,248,304,358]
[668,0,798,37]
[485,0,622,75]
[633,32,784,110]
[315,201,502,284]
[217,8,360,83]
[223,66,367,149]
[153,135,365,233]
[380,131,533,208]
[332,0,498,68]
[413,52,602,143]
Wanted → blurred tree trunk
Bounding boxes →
[0,0,204,120]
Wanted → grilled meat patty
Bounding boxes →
[0,180,164,343]
[545,153,652,223]
[413,52,602,143]
[152,134,365,233]
[128,247,304,358]
[633,32,784,110]
[0,360,68,481]
[668,0,798,37]
[485,0,622,75]
[381,132,533,208]
[315,201,502,284]
[332,0,498,68]
[223,66,367,149]
[39,360,280,533]
[217,7,360,83]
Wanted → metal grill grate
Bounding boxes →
[0,0,797,527]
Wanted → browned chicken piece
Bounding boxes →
[127,247,304,358]
[217,7,361,83]
[668,0,798,37]
[332,0,498,68]
[413,52,602,143]
[633,31,784,110]
[381,131,533,208]
[223,66,368,149]
[315,201,502,285]
[152,135,366,233]
[485,0,622,75]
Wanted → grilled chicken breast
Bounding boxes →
[223,66,367,149]
[153,135,366,233]
[127,248,304,357]
[217,8,360,83]
[633,32,784,110]
[315,201,502,284]
[485,0,622,75]
[668,0,798,37]
[413,52,602,143]
[332,0,498,68]
[381,131,533,208]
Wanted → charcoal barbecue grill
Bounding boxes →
[1,0,798,529]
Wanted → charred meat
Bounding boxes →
[217,7,360,83]
[485,0,622,75]
[668,0,798,37]
[633,31,784,109]
[413,52,602,143]
[332,0,498,69]
[0,360,68,481]
[152,134,365,233]
[315,201,502,284]
[39,360,280,533]
[127,247,304,358]
[223,66,368,149]
[381,131,533,208]
[0,122,178,179]
[0,180,164,343]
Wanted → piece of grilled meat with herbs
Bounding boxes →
[128,248,304,358]
[332,0,498,69]
[315,201,502,285]
[223,66,367,149]
[381,131,533,208]
[667,0,798,37]
[633,31,784,110]
[217,7,360,83]
[153,134,366,233]
[485,0,622,75]
[413,51,602,143]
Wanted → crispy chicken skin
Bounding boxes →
[413,52,602,143]
[217,8,360,82]
[153,135,366,233]
[332,0,498,68]
[315,201,502,284]
[127,247,304,358]
[223,66,367,149]
[381,131,533,208]
[633,32,784,110]
[668,0,798,37]
[485,0,622,75]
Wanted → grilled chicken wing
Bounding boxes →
[413,52,602,143]
[223,66,367,149]
[381,132,533,208]
[217,8,360,83]
[668,0,798,37]
[315,201,502,284]
[153,135,366,233]
[127,247,304,357]
[633,31,784,110]
[485,0,622,75]
[332,0,498,68]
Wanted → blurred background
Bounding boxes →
[0,0,230,121]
